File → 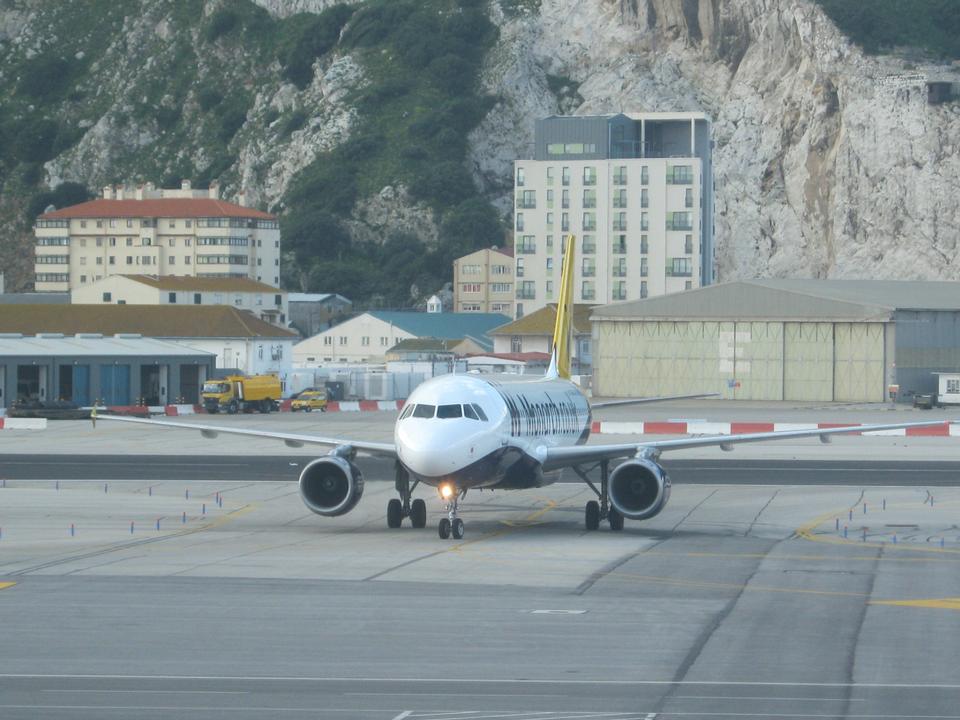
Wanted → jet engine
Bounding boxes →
[608,457,670,520]
[298,456,364,516]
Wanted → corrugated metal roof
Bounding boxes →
[368,311,510,340]
[590,280,960,322]
[119,275,282,293]
[0,293,70,304]
[490,304,595,336]
[0,334,214,358]
[288,293,351,303]
[40,198,274,220]
[0,305,297,338]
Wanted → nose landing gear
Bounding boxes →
[438,488,465,539]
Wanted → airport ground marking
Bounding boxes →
[0,581,15,591]
[642,550,960,565]
[870,597,960,611]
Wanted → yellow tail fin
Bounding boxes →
[548,234,576,380]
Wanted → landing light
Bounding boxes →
[439,484,454,500]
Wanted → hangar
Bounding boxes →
[592,279,960,402]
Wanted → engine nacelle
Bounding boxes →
[298,456,364,516]
[608,457,670,521]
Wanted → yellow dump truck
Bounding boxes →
[201,375,281,414]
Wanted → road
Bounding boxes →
[3,453,960,485]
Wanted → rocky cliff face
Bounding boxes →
[1,0,958,292]
[481,0,960,281]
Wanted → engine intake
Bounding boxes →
[608,457,670,521]
[298,456,364,516]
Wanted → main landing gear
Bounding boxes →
[572,459,623,532]
[437,487,465,540]
[386,464,427,529]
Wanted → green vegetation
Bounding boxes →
[26,182,94,222]
[815,0,960,59]
[282,0,504,305]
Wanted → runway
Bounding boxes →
[4,453,960,486]
[2,410,960,718]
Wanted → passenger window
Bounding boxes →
[412,404,435,419]
[437,404,463,419]
[399,404,415,420]
[463,404,479,420]
[471,403,488,422]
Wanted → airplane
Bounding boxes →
[98,235,950,540]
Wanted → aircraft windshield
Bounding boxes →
[412,404,435,419]
[437,404,462,419]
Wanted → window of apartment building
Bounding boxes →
[96,238,103,247]
[257,258,262,266]
[339,336,347,345]
[667,211,693,231]
[275,241,279,248]
[641,281,648,298]
[79,257,87,265]
[613,212,627,231]
[582,212,595,232]
[109,219,116,228]
[641,166,649,185]
[545,235,553,251]
[96,257,103,265]
[462,283,481,293]
[641,212,649,231]
[517,235,536,254]
[641,257,648,277]
[257,239,262,247]
[185,238,191,246]
[561,213,569,232]
[166,292,176,304]
[641,188,649,208]
[546,257,553,273]
[518,190,536,209]
[515,303,523,319]
[546,189,554,209]
[323,336,332,346]
[126,219,133,228]
[380,337,389,346]
[143,237,153,246]
[668,257,692,276]
[583,167,596,185]
[511,336,522,353]
[185,257,191,264]
[641,234,649,254]
[516,167,525,186]
[561,167,570,186]
[109,237,117,246]
[96,220,103,228]
[613,188,627,209]
[186,220,192,228]
[126,257,133,265]
[515,213,524,231]
[583,235,595,254]
[668,165,694,184]
[461,264,480,275]
[581,281,595,300]
[109,256,115,265]
[234,294,243,306]
[461,304,481,311]
[103,292,112,302]
[545,280,554,299]
[517,280,535,299]
[491,264,509,275]
[274,276,279,284]
[546,167,554,185]
[167,238,175,247]
[685,281,692,290]
[80,239,87,247]
[613,234,627,254]
[583,189,596,208]
[545,212,553,230]
[685,234,693,254]
[516,258,524,277]
[168,220,176,228]
[124,238,132,247]
[561,189,569,209]
[170,257,177,265]
[80,275,86,283]
[685,188,694,208]
[274,295,281,306]
[613,281,626,301]
[361,336,370,346]
[582,258,595,277]
[80,220,87,228]
[143,256,152,265]
[613,257,627,277]
[613,165,627,185]
[491,303,510,313]
[274,259,279,266]
[491,283,511,293]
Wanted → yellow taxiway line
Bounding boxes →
[0,582,16,591]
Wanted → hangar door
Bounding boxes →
[783,323,833,401]
[834,323,884,402]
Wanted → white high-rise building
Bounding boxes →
[513,112,713,318]
[34,181,280,293]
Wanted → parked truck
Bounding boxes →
[201,375,281,414]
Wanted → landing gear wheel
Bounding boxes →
[452,518,465,539]
[410,498,427,528]
[387,498,402,529]
[438,518,451,539]
[585,501,600,531]
[608,508,624,532]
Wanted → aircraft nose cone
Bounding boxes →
[397,425,464,478]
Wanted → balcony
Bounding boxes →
[582,267,596,278]
[612,243,627,255]
[516,199,536,209]
[516,287,536,300]
[666,266,692,277]
[583,175,597,186]
[582,242,596,255]
[582,290,596,300]
[666,221,693,231]
[612,267,627,277]
[667,170,694,185]
[612,289,627,301]
[613,198,627,209]
[613,173,627,185]
[612,221,627,232]
[516,243,537,254]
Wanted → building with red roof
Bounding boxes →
[34,180,280,293]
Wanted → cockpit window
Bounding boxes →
[437,404,463,419]
[471,403,488,422]
[412,404,435,419]
[399,404,414,420]
[463,404,479,420]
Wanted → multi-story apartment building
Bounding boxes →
[34,181,280,293]
[452,246,515,315]
[513,112,713,317]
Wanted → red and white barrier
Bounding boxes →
[590,420,960,437]
[0,417,47,430]
[325,400,403,412]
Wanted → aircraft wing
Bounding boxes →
[94,414,398,457]
[538,419,950,472]
[590,392,719,409]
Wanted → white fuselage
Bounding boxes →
[394,373,592,491]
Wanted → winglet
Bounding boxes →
[546,234,576,380]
